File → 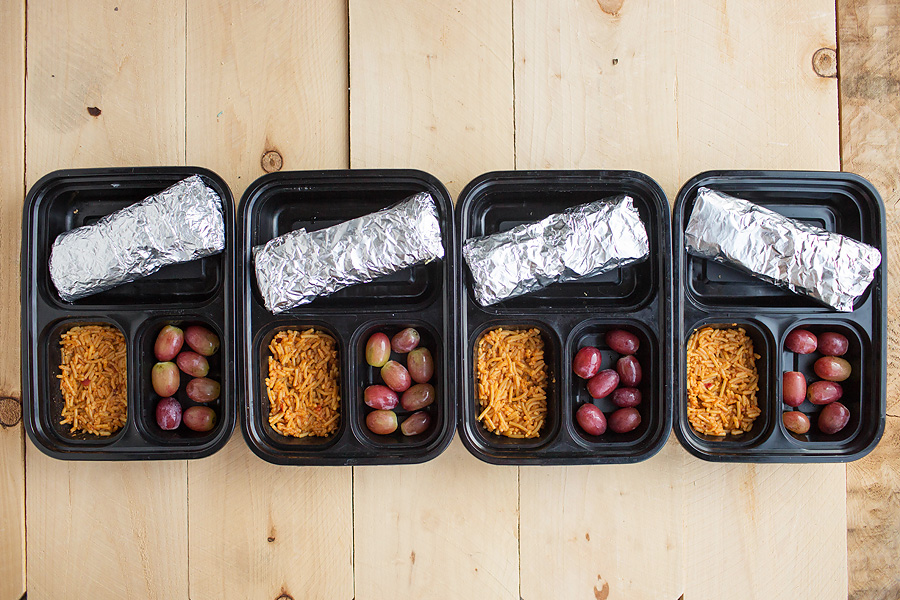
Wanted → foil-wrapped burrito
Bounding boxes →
[49,175,226,302]
[463,196,650,306]
[684,187,882,311]
[253,192,444,313]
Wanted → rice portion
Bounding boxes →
[476,327,548,438]
[266,328,340,438]
[686,326,761,436]
[58,324,127,436]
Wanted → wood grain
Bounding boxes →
[353,441,519,600]
[514,2,683,598]
[676,1,847,598]
[9,0,898,596]
[186,440,353,600]
[25,1,185,171]
[520,451,683,600]
[513,0,679,196]
[25,458,189,599]
[25,2,188,598]
[185,2,352,599]
[838,0,900,597]
[683,461,847,598]
[847,416,900,599]
[349,0,515,199]
[186,0,350,193]
[0,1,25,598]
[675,0,840,181]
[349,2,517,598]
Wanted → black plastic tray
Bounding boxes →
[239,170,457,465]
[673,171,887,462]
[21,167,236,460]
[456,171,673,465]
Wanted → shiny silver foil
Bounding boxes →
[49,175,226,302]
[463,195,650,306]
[253,192,444,313]
[684,187,882,311]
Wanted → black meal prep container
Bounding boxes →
[673,171,887,462]
[22,167,236,460]
[239,170,457,465]
[456,171,673,465]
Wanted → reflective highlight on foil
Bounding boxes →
[684,187,882,312]
[253,192,445,314]
[462,195,650,306]
[49,175,226,302]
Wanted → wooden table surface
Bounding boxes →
[1,1,898,599]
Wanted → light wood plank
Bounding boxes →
[514,0,679,196]
[349,0,515,199]
[25,1,186,171]
[349,2,518,598]
[675,0,840,180]
[353,441,519,600]
[25,458,188,599]
[683,461,847,598]
[676,1,846,598]
[186,439,353,600]
[520,449,683,600]
[0,1,26,597]
[514,2,683,598]
[186,0,350,194]
[185,2,353,599]
[838,1,900,597]
[25,1,188,598]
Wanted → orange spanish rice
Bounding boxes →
[266,328,340,438]
[686,326,761,436]
[58,324,127,436]
[476,327,548,438]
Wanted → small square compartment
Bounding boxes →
[778,322,869,445]
[679,320,775,452]
[253,322,347,451]
[135,318,229,445]
[40,318,130,445]
[567,321,660,449]
[463,322,562,452]
[351,321,444,449]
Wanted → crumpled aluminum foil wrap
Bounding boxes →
[253,192,445,313]
[49,175,226,302]
[684,187,882,311]
[462,195,650,306]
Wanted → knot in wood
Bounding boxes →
[275,594,293,600]
[812,48,837,78]
[0,396,22,427]
[261,150,284,173]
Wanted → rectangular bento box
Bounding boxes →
[239,170,457,465]
[673,171,887,462]
[456,171,673,465]
[21,167,236,460]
